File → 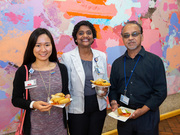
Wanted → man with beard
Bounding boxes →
[109,21,167,135]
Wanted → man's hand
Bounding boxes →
[129,105,150,119]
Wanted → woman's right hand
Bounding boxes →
[65,94,71,107]
[33,101,52,112]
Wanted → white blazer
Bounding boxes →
[61,47,109,114]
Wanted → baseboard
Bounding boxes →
[160,109,180,121]
[102,109,180,135]
[102,129,118,135]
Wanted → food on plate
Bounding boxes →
[117,108,123,115]
[55,93,65,97]
[90,78,110,86]
[58,98,70,104]
[53,97,65,104]
[117,108,131,117]
[50,93,70,105]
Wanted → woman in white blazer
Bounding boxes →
[61,21,109,135]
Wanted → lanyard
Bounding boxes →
[124,55,141,95]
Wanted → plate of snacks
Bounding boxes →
[49,93,72,108]
[108,106,135,122]
[90,79,110,96]
[90,78,111,86]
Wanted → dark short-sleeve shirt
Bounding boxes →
[109,46,167,111]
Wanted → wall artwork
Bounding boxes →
[0,0,179,134]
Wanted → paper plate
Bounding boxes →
[108,106,135,122]
[49,98,72,108]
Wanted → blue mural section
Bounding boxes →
[106,46,126,65]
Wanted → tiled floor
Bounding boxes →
[159,114,180,135]
[3,115,180,135]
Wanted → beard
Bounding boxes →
[126,41,138,50]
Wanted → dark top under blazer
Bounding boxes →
[12,62,69,135]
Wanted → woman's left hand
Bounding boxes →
[65,94,71,107]
[99,87,108,97]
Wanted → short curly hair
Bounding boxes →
[72,20,97,45]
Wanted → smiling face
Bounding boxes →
[122,23,143,51]
[33,34,52,63]
[76,25,94,48]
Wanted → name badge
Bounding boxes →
[94,66,104,75]
[120,94,129,105]
[95,66,100,74]
[24,79,37,89]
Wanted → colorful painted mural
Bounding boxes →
[0,0,179,134]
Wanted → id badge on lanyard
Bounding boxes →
[24,79,37,89]
[24,68,37,89]
[94,57,104,75]
[120,90,129,105]
[120,56,141,105]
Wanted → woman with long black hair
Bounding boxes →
[12,28,70,135]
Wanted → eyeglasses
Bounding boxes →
[122,31,141,38]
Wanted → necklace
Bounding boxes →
[38,70,51,102]
[35,63,51,115]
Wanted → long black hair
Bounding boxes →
[72,20,97,45]
[22,28,58,65]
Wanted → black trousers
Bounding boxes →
[68,94,106,135]
[117,109,159,135]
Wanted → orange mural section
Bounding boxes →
[86,0,107,5]
[0,31,31,66]
[166,45,180,69]
[54,0,117,19]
